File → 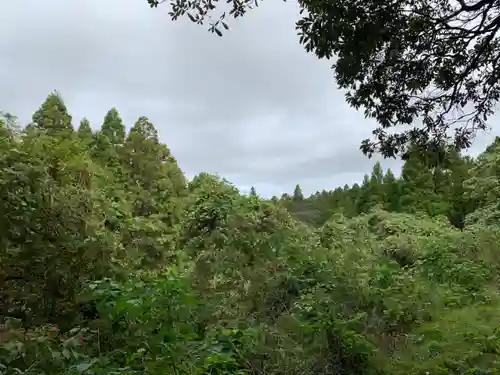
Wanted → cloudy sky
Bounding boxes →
[1,0,498,197]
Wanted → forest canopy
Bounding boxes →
[2,91,500,374]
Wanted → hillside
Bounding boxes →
[2,92,500,375]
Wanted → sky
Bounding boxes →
[0,0,498,198]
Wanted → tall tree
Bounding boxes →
[445,152,474,229]
[343,183,360,217]
[293,184,304,201]
[250,186,257,197]
[32,91,73,135]
[121,116,185,217]
[152,0,500,158]
[101,108,126,145]
[370,162,384,185]
[91,131,121,168]
[400,151,447,216]
[0,126,115,328]
[382,169,401,212]
[369,161,385,206]
[77,118,93,143]
[463,139,500,225]
[356,174,373,214]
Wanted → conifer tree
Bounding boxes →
[121,116,185,216]
[400,151,442,215]
[356,174,373,214]
[370,161,384,185]
[77,118,93,142]
[367,161,386,208]
[341,183,359,217]
[446,153,475,229]
[101,108,126,145]
[91,131,120,168]
[32,91,73,135]
[383,169,401,212]
[293,184,304,201]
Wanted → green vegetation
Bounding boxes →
[149,0,500,158]
[3,91,500,375]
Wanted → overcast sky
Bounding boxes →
[1,0,498,197]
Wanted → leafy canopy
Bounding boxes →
[147,0,500,158]
[6,91,500,375]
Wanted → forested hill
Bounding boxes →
[274,148,477,229]
[2,92,500,375]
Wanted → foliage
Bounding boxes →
[31,90,73,136]
[281,150,475,228]
[101,108,125,146]
[3,91,500,375]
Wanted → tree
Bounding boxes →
[463,139,500,225]
[293,184,304,201]
[128,116,159,143]
[77,118,93,142]
[368,162,385,205]
[445,152,475,229]
[382,169,401,212]
[91,131,121,168]
[356,174,374,214]
[0,128,115,328]
[400,151,447,216]
[121,116,185,217]
[250,186,257,196]
[151,0,500,158]
[101,108,126,145]
[32,91,73,135]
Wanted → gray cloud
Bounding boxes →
[0,0,498,197]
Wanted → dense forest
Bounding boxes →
[1,91,500,375]
[276,148,476,230]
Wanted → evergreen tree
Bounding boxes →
[32,91,73,135]
[382,169,401,212]
[121,116,185,217]
[250,186,257,196]
[293,184,304,201]
[370,161,384,185]
[365,161,386,210]
[91,131,120,168]
[463,141,500,225]
[356,174,372,214]
[446,153,474,229]
[101,108,126,145]
[77,118,93,142]
[346,183,360,215]
[129,116,159,144]
[159,144,187,197]
[400,152,443,216]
